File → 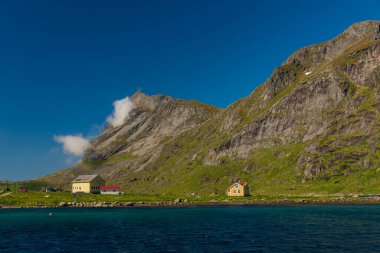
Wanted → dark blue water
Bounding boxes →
[1,205,380,252]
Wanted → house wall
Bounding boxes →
[244,187,249,196]
[90,176,105,193]
[18,187,27,192]
[227,184,249,196]
[100,190,120,195]
[72,176,106,194]
[72,182,90,193]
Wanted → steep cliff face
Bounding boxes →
[204,21,380,179]
[39,21,380,195]
[39,91,220,188]
[87,91,219,159]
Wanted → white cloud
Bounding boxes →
[54,134,90,156]
[53,95,134,161]
[107,96,135,128]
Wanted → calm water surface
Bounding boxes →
[1,205,380,252]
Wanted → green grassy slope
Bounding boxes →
[32,21,380,197]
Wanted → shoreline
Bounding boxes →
[2,198,380,209]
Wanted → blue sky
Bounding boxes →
[0,0,379,181]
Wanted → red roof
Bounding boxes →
[100,186,121,191]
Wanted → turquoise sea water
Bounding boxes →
[1,205,380,252]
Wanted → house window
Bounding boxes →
[235,185,238,188]
[238,190,240,193]
[233,190,236,193]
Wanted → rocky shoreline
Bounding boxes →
[2,197,380,209]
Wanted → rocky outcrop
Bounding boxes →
[39,20,380,194]
[86,91,220,160]
[205,73,351,164]
[39,90,221,189]
[204,21,380,180]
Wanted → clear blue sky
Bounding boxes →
[0,0,379,181]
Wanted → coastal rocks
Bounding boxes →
[56,201,138,208]
[174,198,188,204]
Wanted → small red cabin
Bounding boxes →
[18,187,28,192]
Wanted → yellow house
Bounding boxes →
[227,181,250,197]
[72,175,105,194]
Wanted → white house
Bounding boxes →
[100,186,121,195]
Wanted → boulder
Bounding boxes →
[59,202,67,207]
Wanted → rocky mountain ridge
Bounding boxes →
[37,21,380,196]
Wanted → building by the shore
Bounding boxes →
[100,186,121,195]
[18,186,28,192]
[226,180,250,197]
[72,175,105,194]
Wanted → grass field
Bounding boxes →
[0,187,372,207]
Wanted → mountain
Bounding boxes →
[37,20,380,196]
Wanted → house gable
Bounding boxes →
[227,181,249,196]
[72,174,105,193]
[229,182,243,189]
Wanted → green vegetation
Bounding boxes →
[23,21,380,204]
[0,190,177,207]
[0,188,378,208]
[104,142,380,197]
[83,152,136,167]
